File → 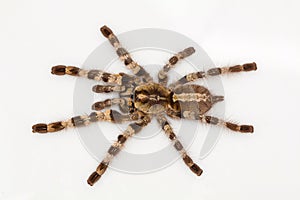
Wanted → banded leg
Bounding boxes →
[158,47,195,86]
[199,115,254,133]
[169,62,257,88]
[92,87,136,114]
[92,98,131,111]
[156,115,203,176]
[51,65,138,85]
[167,110,254,133]
[100,25,153,83]
[32,110,138,134]
[92,85,125,93]
[92,84,135,113]
[87,114,151,186]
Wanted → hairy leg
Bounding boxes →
[51,65,138,85]
[32,110,138,134]
[100,25,153,83]
[92,84,125,93]
[158,47,195,86]
[169,62,257,88]
[156,114,203,176]
[91,97,133,111]
[87,114,151,186]
[166,109,253,133]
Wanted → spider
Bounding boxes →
[32,25,257,186]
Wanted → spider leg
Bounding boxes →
[119,85,136,113]
[156,114,203,176]
[158,47,195,86]
[32,110,138,134]
[51,65,139,85]
[198,115,254,133]
[92,84,126,93]
[92,83,136,113]
[100,25,153,83]
[167,110,254,133]
[87,114,151,186]
[169,62,257,88]
[91,98,130,111]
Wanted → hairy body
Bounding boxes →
[32,25,256,186]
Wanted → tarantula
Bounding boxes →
[32,25,257,186]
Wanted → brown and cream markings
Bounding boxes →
[32,25,256,186]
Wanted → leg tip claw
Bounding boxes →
[240,125,254,133]
[243,62,257,71]
[100,25,113,38]
[190,164,203,176]
[51,65,66,75]
[87,171,101,186]
[32,123,48,133]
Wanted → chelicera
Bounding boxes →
[32,25,257,186]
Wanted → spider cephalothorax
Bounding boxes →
[32,25,256,186]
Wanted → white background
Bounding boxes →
[1,0,300,199]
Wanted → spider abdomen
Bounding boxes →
[172,84,213,115]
